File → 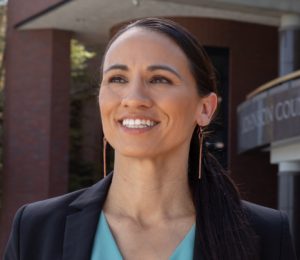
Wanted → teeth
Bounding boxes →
[122,118,158,128]
[129,119,135,126]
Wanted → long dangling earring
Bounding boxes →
[103,136,107,178]
[198,126,203,179]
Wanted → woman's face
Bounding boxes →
[100,28,212,159]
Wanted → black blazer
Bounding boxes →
[4,173,297,260]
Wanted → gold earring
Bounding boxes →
[103,136,107,178]
[198,126,203,179]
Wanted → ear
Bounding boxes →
[196,93,218,126]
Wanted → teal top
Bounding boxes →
[91,211,195,260]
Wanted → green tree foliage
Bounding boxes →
[69,40,98,192]
[71,39,96,86]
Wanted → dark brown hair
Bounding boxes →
[100,17,259,260]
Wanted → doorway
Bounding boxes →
[203,47,229,169]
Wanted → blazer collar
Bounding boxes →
[63,172,113,260]
[69,172,113,210]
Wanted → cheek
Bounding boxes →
[99,87,121,134]
[157,88,198,128]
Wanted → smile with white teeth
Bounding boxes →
[122,119,158,128]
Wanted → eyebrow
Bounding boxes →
[104,64,129,74]
[147,65,181,79]
[103,64,181,79]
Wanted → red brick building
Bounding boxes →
[1,0,300,257]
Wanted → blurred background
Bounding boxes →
[0,0,299,257]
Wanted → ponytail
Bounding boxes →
[188,127,259,260]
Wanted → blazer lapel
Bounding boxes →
[63,173,113,260]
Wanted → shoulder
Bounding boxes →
[19,188,88,225]
[4,188,89,260]
[4,174,113,260]
[242,200,296,260]
[242,200,283,235]
[14,173,113,226]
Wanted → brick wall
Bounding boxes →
[0,0,71,256]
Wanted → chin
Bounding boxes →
[118,146,159,159]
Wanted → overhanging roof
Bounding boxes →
[16,0,297,44]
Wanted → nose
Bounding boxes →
[121,79,152,109]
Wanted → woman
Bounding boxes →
[4,18,296,260]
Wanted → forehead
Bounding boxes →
[103,28,190,70]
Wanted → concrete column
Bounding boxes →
[278,161,300,257]
[279,14,300,76]
[0,6,72,256]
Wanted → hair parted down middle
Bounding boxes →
[100,17,260,260]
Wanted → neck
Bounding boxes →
[103,144,195,225]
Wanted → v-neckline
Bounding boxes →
[98,211,195,260]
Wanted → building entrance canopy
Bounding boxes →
[237,70,300,153]
[15,0,300,44]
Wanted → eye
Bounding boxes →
[109,76,126,83]
[150,76,172,84]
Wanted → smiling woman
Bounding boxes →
[3,18,296,260]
